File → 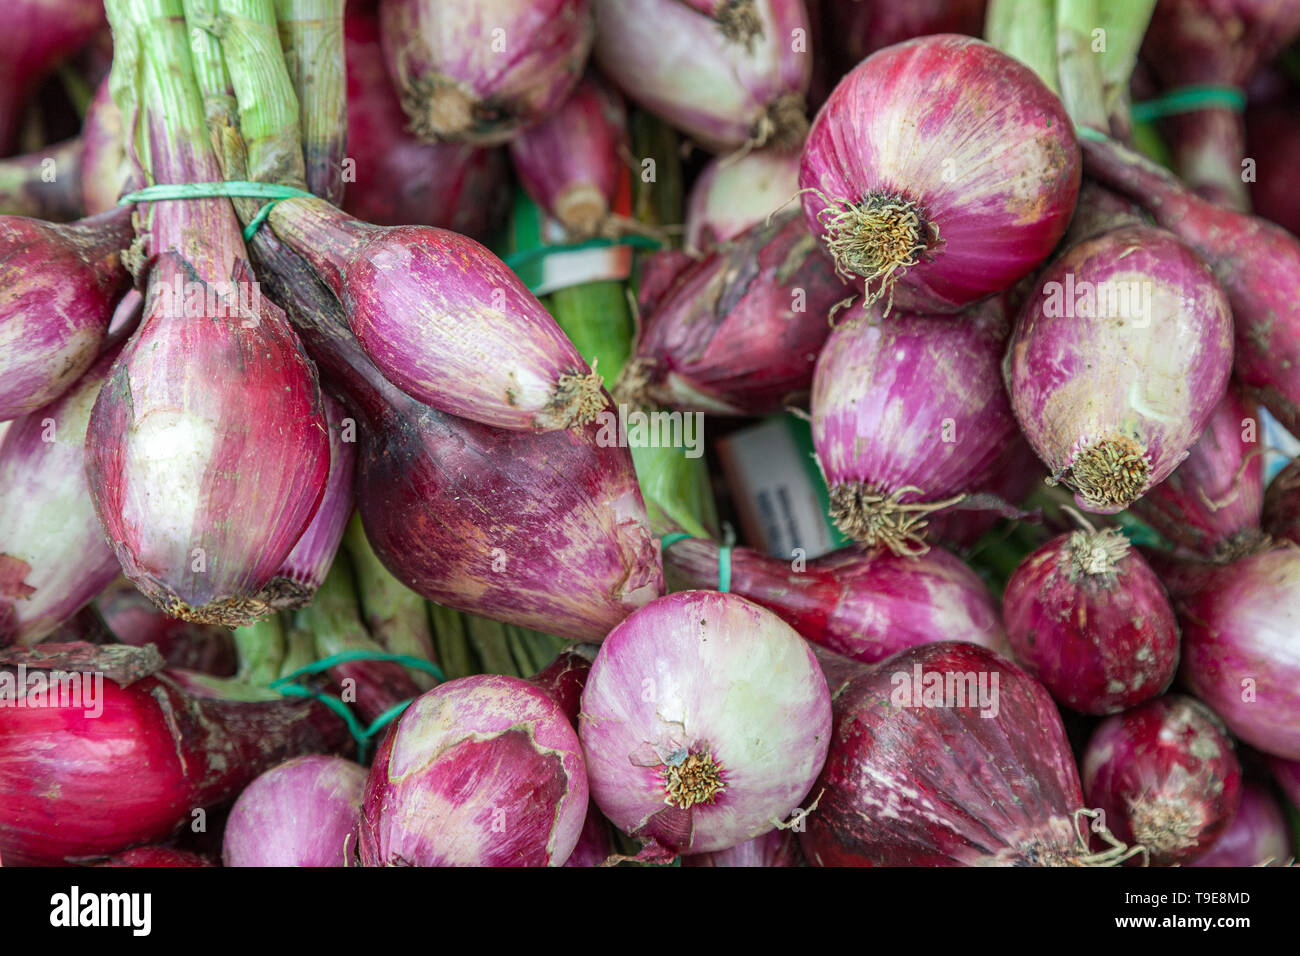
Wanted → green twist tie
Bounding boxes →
[1131,85,1246,122]
[1074,125,1111,143]
[503,234,664,272]
[660,533,732,594]
[117,181,316,241]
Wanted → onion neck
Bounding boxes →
[277,0,348,204]
[267,195,371,298]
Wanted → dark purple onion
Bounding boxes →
[1188,782,1291,867]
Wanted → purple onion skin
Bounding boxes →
[1175,545,1300,760]
[80,77,131,216]
[579,591,832,855]
[360,675,589,866]
[1007,225,1234,515]
[343,11,508,239]
[1263,461,1300,547]
[593,0,811,153]
[0,347,125,646]
[269,196,605,433]
[223,756,367,867]
[626,211,845,415]
[664,539,1007,664]
[1188,782,1291,867]
[0,207,132,421]
[824,0,986,72]
[1131,384,1265,559]
[811,300,1020,554]
[564,801,615,867]
[801,642,1089,866]
[799,35,1079,313]
[1082,695,1242,866]
[379,0,593,146]
[684,147,801,253]
[1003,530,1179,715]
[682,828,803,867]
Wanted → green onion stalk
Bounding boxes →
[232,614,287,685]
[426,603,477,681]
[274,0,346,203]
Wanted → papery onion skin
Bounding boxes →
[1002,529,1179,715]
[378,0,593,145]
[359,675,588,867]
[800,641,1090,866]
[1188,782,1292,867]
[95,847,214,867]
[681,828,803,867]
[579,590,832,855]
[223,755,367,867]
[592,0,811,153]
[1007,224,1233,514]
[1081,694,1242,866]
[664,539,1007,664]
[799,34,1079,313]
[684,147,801,253]
[1262,461,1300,548]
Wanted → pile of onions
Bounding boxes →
[1187,782,1291,867]
[1081,695,1242,866]
[664,539,1006,663]
[359,674,588,866]
[224,756,367,867]
[579,591,831,855]
[799,34,1079,313]
[684,147,801,253]
[1007,224,1233,514]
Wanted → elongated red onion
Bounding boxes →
[1263,461,1300,546]
[811,300,1020,555]
[1082,694,1242,865]
[0,207,131,421]
[1003,527,1179,715]
[1130,383,1266,559]
[0,347,125,645]
[619,211,844,415]
[1246,98,1300,236]
[684,148,800,253]
[580,591,831,855]
[1007,224,1233,514]
[252,239,662,641]
[94,579,237,677]
[223,755,366,867]
[95,847,213,867]
[682,828,802,867]
[80,77,132,217]
[799,34,1078,313]
[378,0,593,145]
[360,674,588,866]
[593,0,810,153]
[664,539,1006,663]
[1188,782,1291,867]
[1082,134,1300,435]
[268,196,606,432]
[0,643,349,866]
[343,10,508,238]
[801,641,1102,866]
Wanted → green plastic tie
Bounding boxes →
[1074,125,1111,143]
[1131,85,1246,122]
[502,234,664,273]
[117,181,316,241]
[660,533,732,594]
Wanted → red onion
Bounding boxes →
[378,0,593,145]
[579,591,831,855]
[1081,694,1242,865]
[800,641,1105,866]
[80,77,131,216]
[95,847,214,867]
[0,643,349,866]
[0,208,131,421]
[1172,545,1300,760]
[799,34,1079,313]
[811,300,1019,555]
[1263,460,1300,546]
[824,0,986,72]
[664,539,1007,663]
[360,674,588,866]
[1007,224,1234,514]
[1003,526,1179,715]
[619,211,844,415]
[0,138,83,221]
[342,10,508,239]
[268,196,606,432]
[682,827,802,867]
[1130,383,1266,559]
[0,347,125,645]
[1245,99,1300,236]
[1188,782,1291,867]
[684,147,801,253]
[223,755,367,867]
[1082,134,1300,436]
[94,580,237,677]
[593,0,810,153]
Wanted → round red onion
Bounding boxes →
[579,590,832,855]
[681,828,802,867]
[811,300,1019,555]
[1003,527,1179,715]
[664,539,1007,663]
[378,0,593,145]
[799,34,1078,313]
[1188,782,1292,867]
[223,755,367,867]
[684,147,801,253]
[1008,224,1234,514]
[1263,460,1300,547]
[1081,694,1242,866]
[593,0,810,153]
[360,675,588,866]
[95,847,214,867]
[801,641,1101,866]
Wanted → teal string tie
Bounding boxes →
[660,532,732,594]
[1131,85,1246,123]
[1074,124,1110,143]
[117,181,316,241]
[502,234,664,273]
